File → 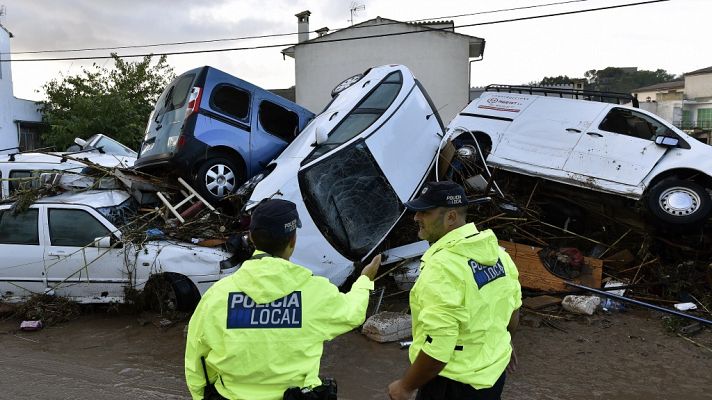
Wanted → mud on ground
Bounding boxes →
[1,308,710,400]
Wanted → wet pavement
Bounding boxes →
[1,310,710,399]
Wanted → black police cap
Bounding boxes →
[404,181,468,211]
[249,199,302,237]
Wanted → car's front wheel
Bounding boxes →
[144,273,201,313]
[196,156,243,202]
[646,179,712,227]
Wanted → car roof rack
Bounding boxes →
[485,84,639,108]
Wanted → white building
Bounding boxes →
[632,67,712,142]
[0,22,43,153]
[282,12,485,124]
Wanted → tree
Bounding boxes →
[40,54,175,151]
[539,75,573,86]
[584,67,677,93]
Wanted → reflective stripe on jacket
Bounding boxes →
[185,251,373,400]
[409,223,522,389]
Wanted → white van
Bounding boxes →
[445,86,712,227]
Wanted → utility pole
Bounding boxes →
[348,2,365,26]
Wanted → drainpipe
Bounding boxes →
[468,55,484,103]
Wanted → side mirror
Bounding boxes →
[93,236,112,248]
[74,137,87,148]
[655,136,679,147]
[315,124,329,145]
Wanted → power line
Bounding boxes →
[3,0,670,63]
[6,0,594,55]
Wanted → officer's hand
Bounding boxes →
[360,254,382,281]
[387,379,415,400]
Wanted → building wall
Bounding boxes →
[685,73,712,100]
[293,21,472,124]
[0,26,17,152]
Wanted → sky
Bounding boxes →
[1,0,709,101]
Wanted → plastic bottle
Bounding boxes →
[600,298,626,312]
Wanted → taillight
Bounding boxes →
[185,86,202,119]
[176,135,187,150]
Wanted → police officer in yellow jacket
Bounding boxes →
[388,181,522,400]
[185,199,381,400]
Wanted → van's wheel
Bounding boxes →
[196,156,243,202]
[445,135,491,189]
[145,273,201,313]
[647,179,712,227]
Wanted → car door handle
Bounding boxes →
[566,128,581,133]
[48,251,67,257]
[586,132,603,138]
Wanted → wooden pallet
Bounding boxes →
[499,240,602,292]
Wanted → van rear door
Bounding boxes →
[138,69,200,162]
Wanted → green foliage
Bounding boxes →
[585,67,677,94]
[539,75,573,86]
[40,54,175,151]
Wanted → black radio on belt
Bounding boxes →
[283,378,337,400]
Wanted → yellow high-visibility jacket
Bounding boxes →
[185,252,373,400]
[409,223,522,389]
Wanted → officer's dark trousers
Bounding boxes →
[415,372,506,400]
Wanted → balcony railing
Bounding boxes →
[672,120,712,130]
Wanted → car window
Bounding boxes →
[306,71,403,162]
[161,73,195,113]
[93,136,137,157]
[300,142,403,259]
[599,108,673,140]
[259,100,300,142]
[211,85,250,121]
[9,170,33,194]
[0,209,39,245]
[49,209,111,247]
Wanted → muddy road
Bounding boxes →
[1,310,710,399]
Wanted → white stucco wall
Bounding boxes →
[291,20,474,124]
[685,73,712,99]
[0,26,16,153]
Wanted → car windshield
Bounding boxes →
[299,141,403,259]
[86,135,137,157]
[96,198,139,229]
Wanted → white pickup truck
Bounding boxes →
[0,190,235,310]
[445,86,712,228]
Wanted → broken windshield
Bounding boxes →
[299,141,403,259]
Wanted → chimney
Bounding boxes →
[295,10,311,43]
[315,27,329,37]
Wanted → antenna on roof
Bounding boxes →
[348,2,365,26]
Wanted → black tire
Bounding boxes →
[195,156,244,202]
[445,135,491,190]
[646,179,712,227]
[145,273,201,313]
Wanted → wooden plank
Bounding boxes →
[522,295,562,310]
[499,240,602,292]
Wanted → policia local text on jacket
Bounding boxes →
[409,224,522,390]
[184,252,374,400]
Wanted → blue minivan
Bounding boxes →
[135,66,314,201]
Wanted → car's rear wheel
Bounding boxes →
[196,156,243,202]
[647,179,712,227]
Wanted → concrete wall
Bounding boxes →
[293,20,472,124]
[0,26,16,153]
[685,73,712,100]
[12,98,41,121]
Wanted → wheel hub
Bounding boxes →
[659,187,700,216]
[205,164,236,197]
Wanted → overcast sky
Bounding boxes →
[1,0,709,101]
